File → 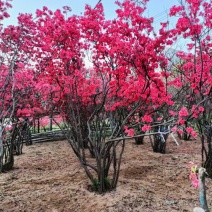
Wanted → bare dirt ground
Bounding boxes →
[0,136,212,212]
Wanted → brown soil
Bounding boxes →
[0,136,212,212]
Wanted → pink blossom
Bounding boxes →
[5,126,12,131]
[177,129,183,135]
[178,118,185,125]
[191,131,197,138]
[169,5,184,16]
[17,62,24,68]
[124,127,134,137]
[142,115,153,123]
[3,12,10,18]
[179,107,188,117]
[124,126,128,130]
[169,110,176,116]
[189,172,197,181]
[142,125,151,132]
[192,179,199,189]
[192,113,199,118]
[36,9,43,17]
[171,126,177,132]
[198,106,204,112]
[191,105,196,113]
[186,127,193,133]
[186,127,197,137]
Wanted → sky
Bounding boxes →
[2,0,179,29]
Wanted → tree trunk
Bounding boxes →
[204,134,212,178]
[135,136,144,145]
[0,125,3,172]
[198,167,210,212]
[37,119,40,133]
[49,117,53,131]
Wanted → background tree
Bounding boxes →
[29,0,176,192]
[167,0,212,176]
[0,1,37,171]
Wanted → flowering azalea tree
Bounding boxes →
[0,0,38,171]
[167,0,212,177]
[0,0,17,172]
[27,0,177,192]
